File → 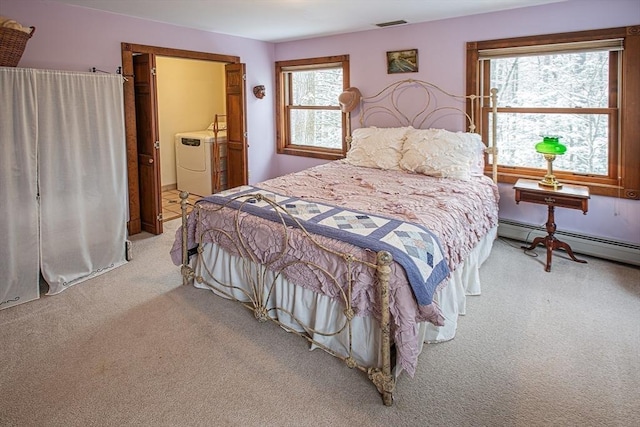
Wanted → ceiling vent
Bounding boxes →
[376,20,408,28]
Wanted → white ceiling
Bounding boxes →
[51,0,566,43]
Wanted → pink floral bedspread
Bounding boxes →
[171,160,499,375]
[259,161,499,271]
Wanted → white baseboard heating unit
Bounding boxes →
[498,219,640,267]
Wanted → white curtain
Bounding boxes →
[0,68,40,309]
[0,67,128,307]
[37,70,128,294]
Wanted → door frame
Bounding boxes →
[121,43,240,235]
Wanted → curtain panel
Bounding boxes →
[0,67,128,309]
[0,68,39,309]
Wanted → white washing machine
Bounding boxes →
[175,130,226,197]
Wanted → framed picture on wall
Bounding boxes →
[386,49,418,74]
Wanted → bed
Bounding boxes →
[170,79,499,406]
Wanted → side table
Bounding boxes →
[513,178,590,272]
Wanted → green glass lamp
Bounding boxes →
[535,135,566,189]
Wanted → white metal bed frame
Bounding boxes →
[178,79,498,406]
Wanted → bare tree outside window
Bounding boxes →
[467,27,640,199]
[491,52,610,176]
[276,55,349,160]
[290,68,343,149]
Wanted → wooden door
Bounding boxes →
[225,63,248,188]
[134,53,163,235]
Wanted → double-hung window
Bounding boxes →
[276,55,349,160]
[467,27,640,199]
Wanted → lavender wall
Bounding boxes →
[2,0,638,245]
[275,0,640,245]
[1,0,276,185]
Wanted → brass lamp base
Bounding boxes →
[538,153,562,189]
[538,176,563,190]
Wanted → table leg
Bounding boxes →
[520,203,588,271]
[545,237,553,272]
[521,236,546,251]
[520,235,554,272]
[553,239,588,264]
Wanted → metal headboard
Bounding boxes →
[348,79,498,182]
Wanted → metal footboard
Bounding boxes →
[179,191,396,405]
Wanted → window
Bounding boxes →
[276,55,350,160]
[467,27,640,199]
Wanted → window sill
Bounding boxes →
[278,146,344,161]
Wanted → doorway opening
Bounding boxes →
[121,43,248,235]
[155,56,227,222]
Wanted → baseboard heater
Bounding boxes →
[498,219,640,267]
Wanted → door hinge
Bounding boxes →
[154,141,160,149]
[243,73,246,80]
[151,67,157,76]
[157,213,163,222]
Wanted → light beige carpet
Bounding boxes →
[1,219,638,427]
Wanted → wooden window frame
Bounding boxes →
[275,55,350,160]
[467,26,640,199]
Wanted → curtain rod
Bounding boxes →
[90,67,130,82]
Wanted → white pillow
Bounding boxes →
[345,127,411,170]
[399,128,486,181]
[464,132,487,176]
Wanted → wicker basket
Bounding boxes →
[0,26,35,67]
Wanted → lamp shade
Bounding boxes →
[535,136,566,155]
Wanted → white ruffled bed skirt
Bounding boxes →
[191,226,497,375]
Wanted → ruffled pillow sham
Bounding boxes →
[399,128,486,181]
[344,126,411,170]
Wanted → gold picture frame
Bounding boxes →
[386,49,418,74]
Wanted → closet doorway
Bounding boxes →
[121,43,248,235]
[155,56,225,223]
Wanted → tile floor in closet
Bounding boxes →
[161,189,201,222]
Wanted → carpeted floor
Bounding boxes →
[1,219,638,427]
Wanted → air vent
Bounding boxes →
[376,20,408,28]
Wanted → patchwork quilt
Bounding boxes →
[200,185,450,306]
